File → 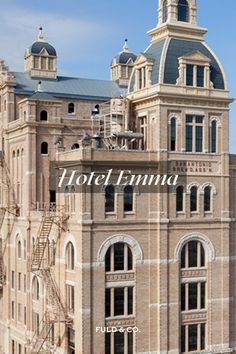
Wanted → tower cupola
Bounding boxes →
[24,27,57,79]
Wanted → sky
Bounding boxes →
[0,0,235,152]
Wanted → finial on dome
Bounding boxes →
[37,26,44,42]
[123,39,129,52]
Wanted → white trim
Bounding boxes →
[159,37,171,84]
[175,232,215,262]
[97,234,143,263]
[186,182,200,193]
[199,182,217,194]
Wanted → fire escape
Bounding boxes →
[0,152,19,289]
[27,209,72,354]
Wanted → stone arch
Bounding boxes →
[175,232,215,262]
[62,233,78,266]
[97,234,143,264]
[199,182,217,195]
[186,182,200,194]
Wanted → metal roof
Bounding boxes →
[13,72,125,101]
[29,41,57,56]
[129,38,225,92]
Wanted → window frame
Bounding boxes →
[178,0,189,22]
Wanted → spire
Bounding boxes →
[37,26,44,42]
[123,39,129,53]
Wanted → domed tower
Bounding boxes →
[110,39,137,87]
[24,27,57,79]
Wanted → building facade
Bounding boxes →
[0,1,236,354]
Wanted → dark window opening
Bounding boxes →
[211,120,217,153]
[105,288,111,318]
[176,186,184,212]
[186,64,194,86]
[170,118,177,151]
[124,186,133,212]
[68,103,75,114]
[186,125,193,152]
[114,332,124,354]
[50,190,56,205]
[128,287,133,315]
[197,66,204,87]
[40,110,48,121]
[41,142,48,155]
[114,243,125,271]
[190,186,197,212]
[204,186,211,212]
[189,324,198,352]
[71,143,80,150]
[105,185,115,213]
[188,240,198,267]
[178,0,189,22]
[114,288,124,316]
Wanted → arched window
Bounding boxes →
[180,240,206,352]
[124,186,133,212]
[66,242,75,270]
[17,240,21,259]
[40,110,48,121]
[178,0,189,22]
[176,186,184,212]
[68,103,75,114]
[71,143,80,150]
[32,276,40,301]
[41,142,48,155]
[170,117,177,151]
[105,243,133,272]
[211,120,217,153]
[204,186,211,212]
[105,242,134,352]
[105,185,115,213]
[163,0,168,22]
[190,186,198,212]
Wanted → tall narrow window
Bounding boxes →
[17,240,21,259]
[65,242,75,270]
[68,103,75,114]
[185,115,204,153]
[40,110,48,121]
[197,66,204,87]
[32,276,39,300]
[178,0,189,22]
[170,117,177,151]
[124,186,133,212]
[186,64,194,86]
[211,120,217,153]
[204,186,211,212]
[190,186,198,212]
[181,241,205,269]
[105,185,115,213]
[176,186,184,212]
[163,0,168,22]
[41,142,48,155]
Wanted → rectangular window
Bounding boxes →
[197,66,204,87]
[188,283,198,310]
[185,115,204,153]
[18,303,22,322]
[24,275,26,293]
[105,333,111,354]
[11,271,15,289]
[201,323,206,350]
[12,301,15,319]
[24,240,26,260]
[188,241,198,267]
[201,282,206,309]
[18,273,21,291]
[128,332,133,354]
[186,64,194,86]
[66,285,75,313]
[12,340,15,354]
[24,306,27,325]
[18,344,22,354]
[181,326,186,353]
[128,287,133,315]
[105,288,111,318]
[189,324,198,351]
[114,332,124,354]
[114,243,124,271]
[186,125,193,152]
[114,288,124,316]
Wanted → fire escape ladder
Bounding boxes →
[31,215,54,273]
[28,313,54,354]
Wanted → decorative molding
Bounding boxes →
[175,232,216,262]
[97,234,143,263]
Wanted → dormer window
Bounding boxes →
[178,52,211,89]
[68,103,75,114]
[135,54,154,91]
[178,0,189,22]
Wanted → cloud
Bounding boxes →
[0,5,112,75]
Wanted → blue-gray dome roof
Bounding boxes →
[29,41,57,56]
[129,38,225,91]
[113,51,137,65]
